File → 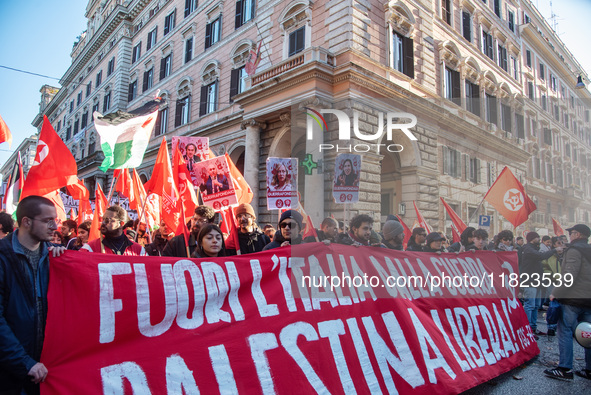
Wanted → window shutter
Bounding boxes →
[173,9,176,29]
[235,0,244,29]
[288,31,296,56]
[464,154,469,181]
[154,27,157,43]
[154,110,162,136]
[160,58,166,80]
[442,146,448,175]
[185,0,191,17]
[199,85,208,116]
[516,113,525,139]
[451,69,461,106]
[472,83,481,116]
[462,12,471,41]
[143,71,149,92]
[175,101,183,127]
[455,150,461,178]
[205,22,212,50]
[229,68,240,101]
[250,0,255,21]
[128,83,134,102]
[402,36,414,79]
[476,159,481,183]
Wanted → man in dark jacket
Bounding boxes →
[162,205,215,257]
[545,224,591,381]
[337,214,374,246]
[234,203,270,254]
[447,227,475,252]
[0,195,66,394]
[521,231,563,336]
[382,220,405,250]
[423,232,445,253]
[406,227,426,251]
[263,210,303,250]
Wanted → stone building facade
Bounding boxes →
[29,0,591,235]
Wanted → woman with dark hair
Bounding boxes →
[52,231,64,246]
[336,158,359,186]
[447,226,476,252]
[191,224,227,258]
[493,230,514,251]
[68,220,92,250]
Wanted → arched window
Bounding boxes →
[199,61,220,116]
[280,1,312,59]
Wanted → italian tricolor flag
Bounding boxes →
[93,99,162,172]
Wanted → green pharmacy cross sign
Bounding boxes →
[301,153,318,175]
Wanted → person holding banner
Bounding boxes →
[448,227,475,252]
[82,206,146,256]
[422,232,446,253]
[234,203,270,254]
[381,220,405,250]
[406,227,426,251]
[0,211,15,239]
[191,224,227,258]
[263,210,303,250]
[337,214,374,247]
[0,196,67,394]
[162,205,215,257]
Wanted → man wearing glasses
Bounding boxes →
[233,203,270,254]
[263,210,303,250]
[545,224,591,381]
[0,195,67,394]
[162,205,216,257]
[82,205,145,255]
[406,227,427,251]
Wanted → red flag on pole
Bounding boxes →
[67,178,91,226]
[114,169,132,199]
[451,224,462,243]
[0,114,13,147]
[225,153,253,204]
[484,166,537,227]
[173,147,198,220]
[440,197,467,234]
[43,190,67,223]
[69,208,77,221]
[220,207,240,252]
[552,217,564,236]
[21,115,78,199]
[395,215,412,250]
[130,169,146,211]
[413,201,433,233]
[89,183,108,242]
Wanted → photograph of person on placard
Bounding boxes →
[183,143,199,172]
[269,161,293,191]
[172,136,210,186]
[203,160,229,195]
[336,157,360,187]
[194,157,237,209]
[333,153,361,204]
[266,157,298,210]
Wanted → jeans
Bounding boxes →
[558,304,591,370]
[523,286,541,331]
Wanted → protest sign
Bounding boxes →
[172,137,210,186]
[42,245,538,394]
[266,157,298,209]
[333,153,361,203]
[194,156,238,210]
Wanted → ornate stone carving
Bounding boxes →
[241,119,267,130]
[280,112,291,127]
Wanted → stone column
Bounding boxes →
[242,119,266,218]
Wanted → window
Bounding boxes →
[69,100,74,113]
[444,67,461,106]
[235,0,255,29]
[442,0,451,25]
[155,107,168,136]
[508,10,515,32]
[546,164,553,184]
[543,128,552,145]
[184,0,198,17]
[511,56,518,80]
[143,68,154,92]
[132,43,142,64]
[230,66,247,100]
[185,37,193,63]
[566,143,571,157]
[92,101,99,115]
[391,31,414,78]
[498,44,507,71]
[147,27,157,51]
[81,111,88,129]
[205,17,221,49]
[160,54,172,80]
[103,91,111,112]
[86,81,92,97]
[487,162,495,186]
[73,119,79,135]
[541,94,547,111]
[526,50,531,68]
[550,74,557,91]
[485,93,497,125]
[77,91,83,106]
[494,0,501,18]
[57,121,61,132]
[527,81,535,100]
[200,81,218,116]
[442,146,461,178]
[462,11,472,42]
[554,104,559,121]
[539,63,545,80]
[482,30,494,60]
[501,102,511,133]
[288,26,305,56]
[469,157,481,183]
[465,80,480,116]
[164,10,176,35]
[533,157,541,179]
[128,80,138,102]
[516,113,525,139]
[175,96,191,126]
[107,57,115,76]
[66,125,72,141]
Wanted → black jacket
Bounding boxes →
[520,242,557,286]
[228,230,270,255]
[406,239,423,252]
[162,233,197,258]
[553,239,591,307]
[263,231,302,250]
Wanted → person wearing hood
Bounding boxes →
[263,210,303,250]
[422,232,446,253]
[448,227,475,252]
[382,220,405,250]
[521,231,563,337]
[234,203,270,254]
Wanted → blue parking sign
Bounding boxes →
[479,215,491,227]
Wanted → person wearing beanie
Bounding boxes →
[163,205,215,257]
[382,220,405,250]
[263,210,303,250]
[422,232,446,253]
[233,203,270,254]
[521,230,564,337]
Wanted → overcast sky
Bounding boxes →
[0,0,590,174]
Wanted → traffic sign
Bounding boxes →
[479,215,491,227]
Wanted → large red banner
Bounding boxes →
[41,244,538,394]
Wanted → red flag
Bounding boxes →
[413,201,433,233]
[451,224,461,243]
[173,147,198,220]
[67,178,92,226]
[225,153,253,204]
[130,169,146,212]
[89,183,108,242]
[220,207,240,252]
[293,204,319,241]
[440,197,467,234]
[21,116,78,198]
[43,190,67,223]
[395,215,412,250]
[484,166,537,227]
[552,217,564,236]
[144,138,181,237]
[3,152,24,214]
[0,114,13,147]
[69,208,77,221]
[114,169,133,200]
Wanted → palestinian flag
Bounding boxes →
[94,99,163,172]
[4,152,24,215]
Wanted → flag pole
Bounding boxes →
[467,198,486,225]
[107,170,120,204]
[137,191,153,244]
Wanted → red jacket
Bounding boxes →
[84,238,145,256]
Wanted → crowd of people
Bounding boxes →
[1,196,590,393]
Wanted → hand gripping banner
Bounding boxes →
[41,244,538,394]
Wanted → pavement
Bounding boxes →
[463,308,591,395]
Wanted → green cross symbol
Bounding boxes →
[301,153,318,175]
